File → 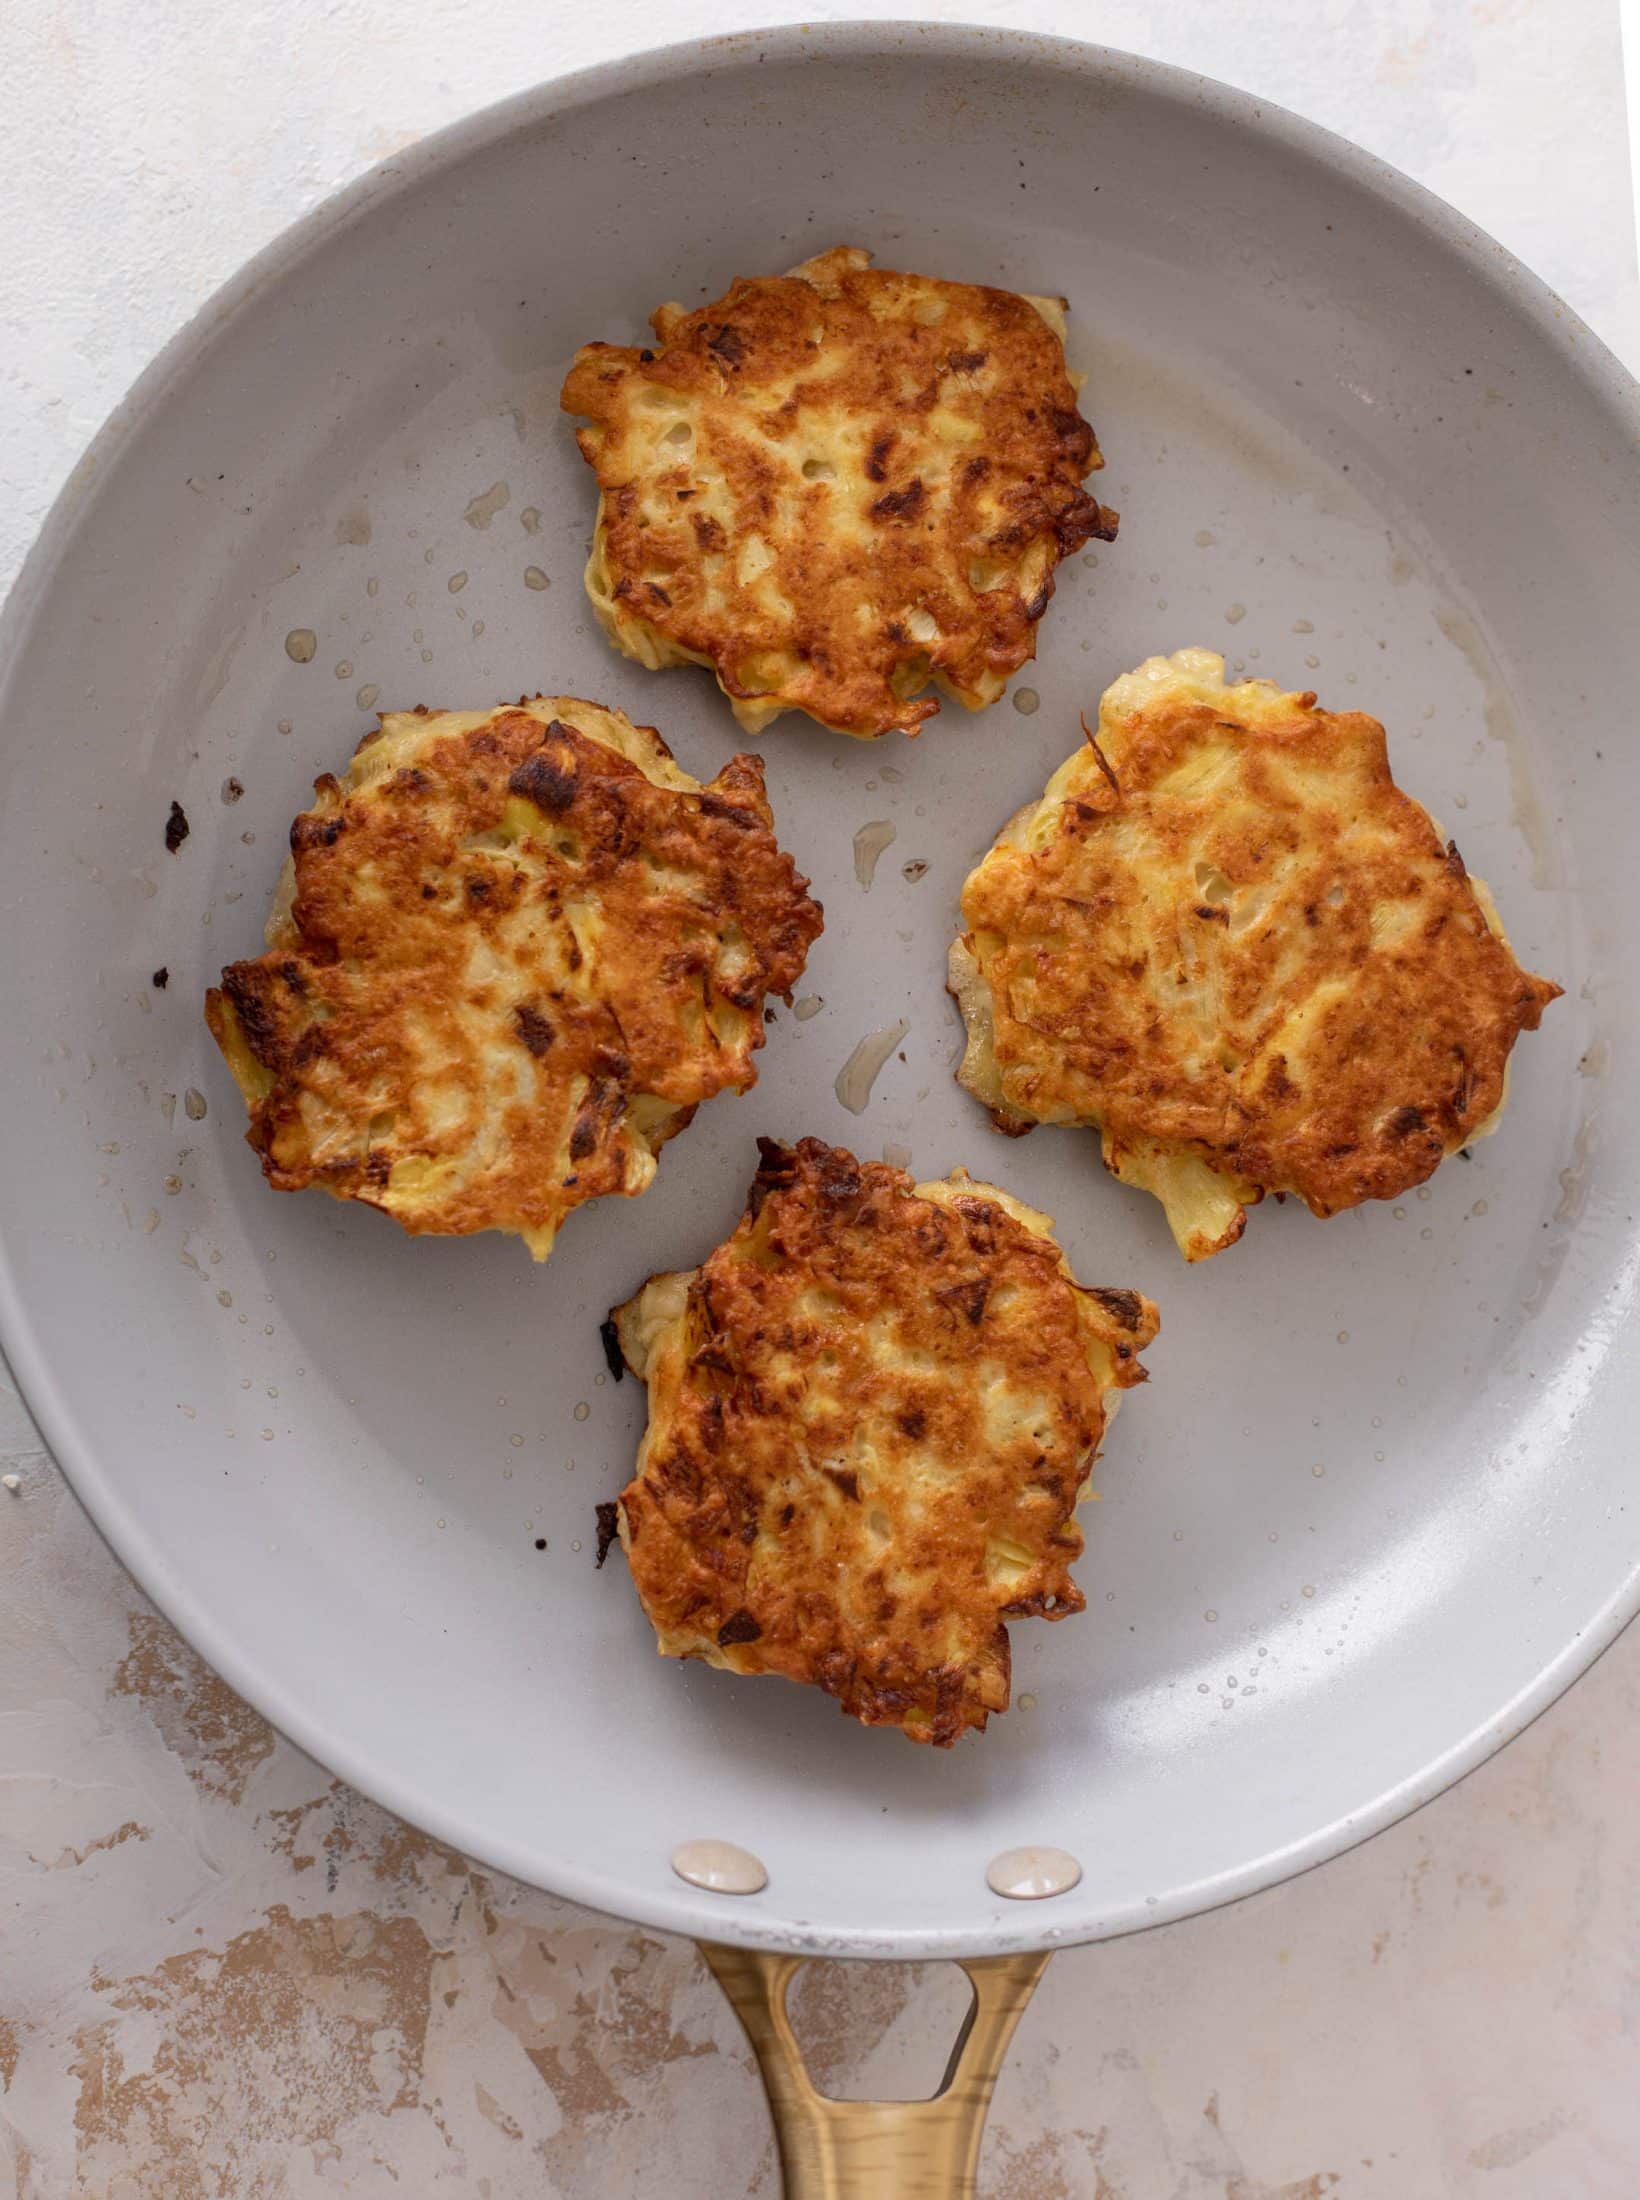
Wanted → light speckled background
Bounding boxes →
[3,4,1638,2194]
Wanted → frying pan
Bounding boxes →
[2,25,1637,2194]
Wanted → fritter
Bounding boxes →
[951,648,1561,1259]
[205,698,822,1259]
[561,244,1116,740]
[609,1136,1157,1745]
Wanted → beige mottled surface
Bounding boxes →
[3,1,1639,2194]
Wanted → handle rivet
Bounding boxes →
[672,1838,769,1895]
[986,1845,1082,1899]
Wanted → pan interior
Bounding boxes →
[0,28,1635,1956]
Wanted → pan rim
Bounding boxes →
[2,17,1637,1960]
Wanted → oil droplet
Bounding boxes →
[523,566,550,591]
[671,1839,768,1896]
[420,648,433,663]
[1302,1584,1317,1598]
[1018,1692,1037,1711]
[1336,1329,1349,1344]
[1195,529,1216,547]
[277,719,293,734]
[986,1846,1081,1900]
[334,660,353,680]
[1292,617,1315,634]
[1311,1463,1326,1478]
[520,506,542,535]
[366,577,380,598]
[1224,603,1246,626]
[1471,1199,1489,1216]
[881,1142,912,1171]
[509,1433,524,1448]
[284,630,317,663]
[472,620,486,638]
[1204,1609,1218,1622]
[356,684,379,710]
[217,1290,232,1308]
[852,818,896,889]
[465,480,511,529]
[163,1175,182,1195]
[1012,686,1040,715]
[448,571,468,593]
[835,1020,909,1114]
[573,1401,590,1423]
[794,996,822,1021]
[184,1088,208,1120]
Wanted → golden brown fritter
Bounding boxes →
[951,648,1561,1259]
[205,699,821,1259]
[610,1137,1157,1745]
[561,244,1116,740]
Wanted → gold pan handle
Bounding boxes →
[701,1944,1050,2198]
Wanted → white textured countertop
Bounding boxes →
[2,4,1637,2194]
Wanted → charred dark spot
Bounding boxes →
[871,478,926,523]
[220,969,279,1056]
[897,1405,927,1440]
[513,1003,554,1057]
[566,938,582,973]
[938,1277,990,1326]
[885,620,906,643]
[594,1501,620,1569]
[717,1608,762,1647]
[645,582,672,606]
[963,455,991,486]
[946,349,987,374]
[692,512,726,552]
[151,967,169,989]
[508,727,582,814]
[824,1467,861,1501]
[420,884,437,900]
[780,1502,796,1529]
[164,801,190,854]
[1023,579,1052,622]
[1085,1286,1145,1332]
[1452,1045,1474,1118]
[1387,1104,1427,1139]
[705,323,748,368]
[864,434,894,483]
[638,348,655,363]
[698,792,755,828]
[465,874,493,902]
[1195,903,1229,924]
[364,1149,392,1187]
[1444,839,1468,881]
[599,1315,625,1382]
[292,814,342,851]
[1055,487,1120,552]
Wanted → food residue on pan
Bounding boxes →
[164,803,190,854]
[151,968,169,990]
[283,629,317,663]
